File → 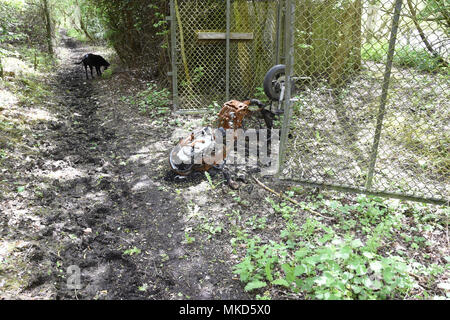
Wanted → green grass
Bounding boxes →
[18,46,54,72]
[66,28,90,43]
[101,68,113,79]
[362,40,448,73]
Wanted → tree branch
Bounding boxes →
[406,0,448,68]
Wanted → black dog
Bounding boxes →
[75,53,110,79]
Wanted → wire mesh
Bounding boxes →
[280,0,449,203]
[172,0,227,110]
[172,0,281,111]
[229,0,280,98]
[170,0,449,203]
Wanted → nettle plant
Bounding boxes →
[233,196,421,300]
[234,235,417,299]
[131,83,170,116]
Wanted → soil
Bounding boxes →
[0,37,256,300]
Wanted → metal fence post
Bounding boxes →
[275,0,283,65]
[169,0,179,111]
[226,0,231,102]
[365,0,403,190]
[277,0,295,178]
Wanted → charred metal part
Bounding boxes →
[169,126,223,175]
[260,108,276,130]
[169,99,277,185]
[221,168,239,190]
[217,100,252,130]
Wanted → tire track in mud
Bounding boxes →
[40,39,249,299]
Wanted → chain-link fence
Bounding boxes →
[169,0,282,112]
[169,0,449,204]
[279,0,448,203]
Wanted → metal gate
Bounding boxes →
[279,0,449,205]
[169,0,282,113]
[169,0,449,205]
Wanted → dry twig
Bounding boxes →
[252,176,332,220]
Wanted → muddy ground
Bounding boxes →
[1,38,262,299]
[1,37,448,300]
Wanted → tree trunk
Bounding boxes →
[42,0,54,56]
[0,56,4,79]
[75,0,94,42]
[233,0,251,93]
[79,15,94,42]
[365,1,379,42]
[406,0,448,67]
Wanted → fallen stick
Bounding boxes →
[252,176,332,220]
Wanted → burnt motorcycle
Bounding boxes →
[169,65,287,177]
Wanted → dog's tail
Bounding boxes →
[74,55,87,65]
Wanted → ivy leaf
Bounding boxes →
[335,280,346,292]
[265,262,273,282]
[363,277,373,288]
[294,248,309,260]
[395,261,408,273]
[372,280,383,290]
[318,233,333,244]
[355,264,368,276]
[123,247,141,256]
[318,247,335,261]
[138,283,148,292]
[338,245,352,259]
[233,258,253,282]
[383,268,395,284]
[282,263,295,283]
[363,251,375,259]
[304,255,319,266]
[315,275,328,286]
[352,285,362,294]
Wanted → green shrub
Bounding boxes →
[129,83,170,117]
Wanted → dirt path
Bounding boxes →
[2,35,449,301]
[1,37,250,299]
